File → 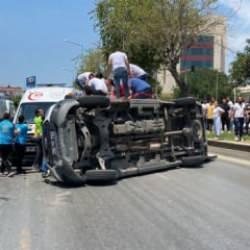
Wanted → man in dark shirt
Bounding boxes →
[220,98,230,131]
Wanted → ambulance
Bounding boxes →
[13,85,82,157]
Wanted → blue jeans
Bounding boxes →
[113,67,129,98]
[41,158,48,173]
[234,117,244,138]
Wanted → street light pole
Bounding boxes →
[64,39,84,54]
[64,39,84,79]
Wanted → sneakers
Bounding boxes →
[7,171,16,177]
[41,170,50,178]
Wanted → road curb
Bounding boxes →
[208,139,250,152]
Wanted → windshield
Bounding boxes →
[18,102,55,123]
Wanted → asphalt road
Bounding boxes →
[0,154,250,250]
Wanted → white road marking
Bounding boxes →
[217,154,250,167]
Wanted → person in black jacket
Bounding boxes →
[220,98,230,132]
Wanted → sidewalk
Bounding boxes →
[208,138,250,152]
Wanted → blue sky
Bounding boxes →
[219,0,250,68]
[0,0,249,87]
[0,0,98,87]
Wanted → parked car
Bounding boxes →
[43,96,215,186]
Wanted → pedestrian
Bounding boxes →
[84,73,108,96]
[129,78,153,99]
[129,64,148,81]
[108,51,130,99]
[201,100,209,129]
[32,109,44,170]
[220,98,230,132]
[233,96,246,141]
[0,112,14,176]
[14,115,28,174]
[207,99,215,132]
[245,103,250,135]
[213,101,224,139]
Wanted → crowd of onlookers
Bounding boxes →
[202,96,250,141]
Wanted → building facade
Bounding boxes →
[158,15,227,94]
[0,85,23,97]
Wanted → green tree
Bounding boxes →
[174,68,232,100]
[78,48,105,74]
[230,39,250,85]
[94,0,219,96]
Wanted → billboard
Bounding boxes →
[26,76,36,89]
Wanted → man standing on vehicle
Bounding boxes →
[14,115,28,174]
[0,112,14,176]
[108,51,130,99]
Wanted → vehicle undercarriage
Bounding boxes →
[43,96,215,185]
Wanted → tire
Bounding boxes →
[192,119,204,143]
[181,155,206,166]
[86,169,118,182]
[77,96,110,109]
[174,97,196,106]
[53,164,86,186]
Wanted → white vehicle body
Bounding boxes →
[14,86,82,136]
[0,99,15,119]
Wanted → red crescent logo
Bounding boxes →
[28,91,44,101]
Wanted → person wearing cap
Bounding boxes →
[108,51,130,99]
[129,64,148,81]
[0,112,14,176]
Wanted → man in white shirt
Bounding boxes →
[233,96,246,141]
[76,72,92,90]
[129,64,147,80]
[84,74,108,96]
[108,51,130,98]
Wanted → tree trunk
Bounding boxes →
[169,67,189,97]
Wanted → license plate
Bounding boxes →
[26,146,36,152]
